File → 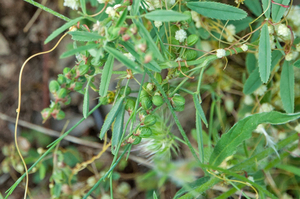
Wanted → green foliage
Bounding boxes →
[280,61,294,113]
[145,10,190,22]
[258,23,271,83]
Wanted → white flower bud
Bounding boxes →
[216,49,226,58]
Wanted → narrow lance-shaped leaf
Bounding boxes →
[80,0,86,14]
[45,17,83,44]
[103,46,143,73]
[243,50,282,94]
[262,0,271,18]
[244,0,263,17]
[280,61,294,113]
[145,10,190,22]
[186,2,247,20]
[272,0,290,22]
[258,23,271,83]
[193,94,208,127]
[99,54,114,97]
[116,8,128,27]
[68,31,103,41]
[209,111,300,167]
[293,59,300,68]
[83,77,92,119]
[60,44,99,58]
[111,105,125,155]
[174,176,210,199]
[135,21,165,61]
[276,164,300,177]
[99,97,125,139]
[131,0,141,16]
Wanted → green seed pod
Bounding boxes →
[108,26,120,41]
[183,49,197,61]
[140,96,152,110]
[74,82,83,91]
[125,97,136,113]
[131,136,141,145]
[41,108,51,120]
[79,65,89,76]
[143,115,156,126]
[139,89,150,99]
[154,73,163,84]
[57,88,67,99]
[172,95,185,106]
[88,66,95,76]
[49,80,60,93]
[56,110,65,120]
[187,34,199,46]
[138,127,152,138]
[120,86,131,96]
[152,95,164,107]
[57,75,66,85]
[139,109,147,122]
[183,11,192,24]
[78,76,87,83]
[174,105,185,112]
[63,67,71,74]
[64,96,71,105]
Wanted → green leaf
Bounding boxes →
[209,111,300,167]
[293,59,300,68]
[246,53,257,73]
[243,68,262,95]
[80,0,86,14]
[244,0,263,17]
[104,46,143,73]
[116,8,128,27]
[277,164,300,176]
[83,77,92,119]
[145,10,190,22]
[99,54,114,97]
[262,0,271,18]
[228,16,253,33]
[135,21,164,61]
[44,17,83,44]
[272,0,290,22]
[99,97,125,139]
[121,41,161,72]
[280,61,294,113]
[60,44,98,58]
[193,94,208,127]
[174,177,210,199]
[258,23,271,83]
[111,105,125,155]
[153,191,158,199]
[131,0,141,16]
[186,2,247,20]
[68,31,103,41]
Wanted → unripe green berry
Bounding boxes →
[74,82,83,91]
[143,115,156,126]
[88,66,95,75]
[57,75,66,85]
[79,65,89,76]
[187,34,199,46]
[56,110,66,120]
[125,97,136,113]
[78,76,87,82]
[172,95,185,106]
[139,90,150,99]
[57,88,67,99]
[183,49,197,61]
[152,95,164,107]
[120,86,131,96]
[140,96,152,110]
[41,108,51,120]
[174,105,185,112]
[139,109,147,121]
[138,127,152,138]
[131,136,141,145]
[154,73,163,84]
[49,80,60,93]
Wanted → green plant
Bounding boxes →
[4,0,300,198]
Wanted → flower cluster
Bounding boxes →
[226,24,236,42]
[63,0,80,10]
[191,11,201,28]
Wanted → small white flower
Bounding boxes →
[195,21,201,28]
[268,25,274,34]
[259,103,274,113]
[63,0,80,10]
[255,124,279,156]
[175,29,187,42]
[295,124,300,133]
[124,53,135,61]
[248,176,254,182]
[226,24,236,35]
[296,43,300,52]
[154,21,162,29]
[244,112,252,118]
[277,24,290,37]
[87,176,96,187]
[216,49,226,58]
[144,1,155,11]
[244,95,253,105]
[191,11,200,22]
[93,21,101,32]
[116,182,131,196]
[254,85,267,96]
[101,194,110,199]
[168,0,176,5]
[285,52,293,61]
[278,132,287,140]
[174,57,182,62]
[241,44,248,52]
[113,4,121,9]
[146,83,154,91]
[282,193,293,199]
[98,0,115,4]
[201,41,212,52]
[105,6,116,17]
[127,5,132,11]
